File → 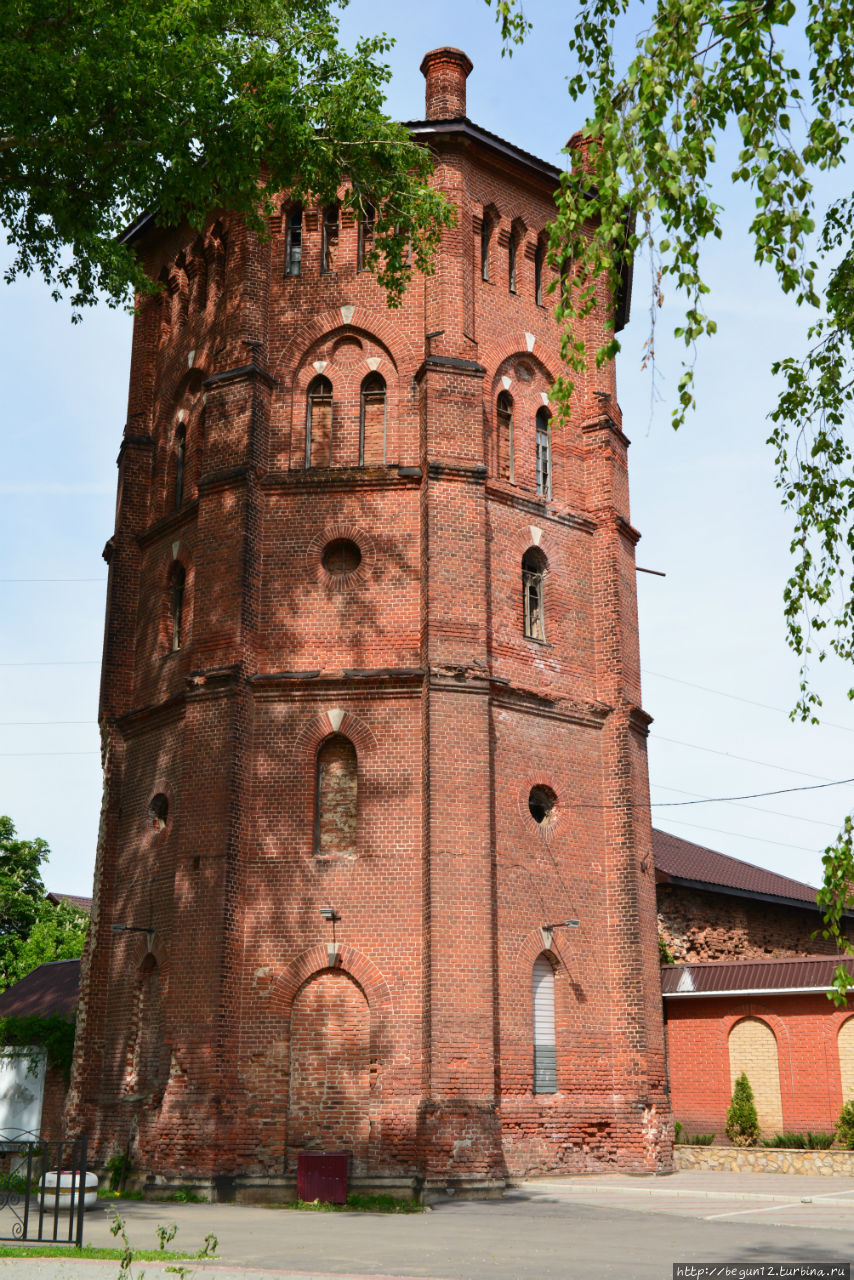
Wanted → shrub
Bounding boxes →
[674,1120,683,1143]
[763,1132,806,1149]
[836,1100,854,1150]
[807,1131,835,1150]
[690,1133,716,1146]
[725,1072,760,1147]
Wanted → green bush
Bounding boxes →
[674,1120,683,1143]
[807,1131,835,1150]
[836,1100,854,1150]
[763,1132,806,1148]
[689,1133,716,1146]
[725,1072,760,1147]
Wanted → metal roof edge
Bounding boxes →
[663,985,838,999]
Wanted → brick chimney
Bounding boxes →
[420,47,473,120]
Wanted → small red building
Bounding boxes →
[664,956,854,1141]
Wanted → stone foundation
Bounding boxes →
[675,1145,854,1175]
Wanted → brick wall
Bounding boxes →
[657,884,848,963]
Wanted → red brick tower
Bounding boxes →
[69,49,672,1196]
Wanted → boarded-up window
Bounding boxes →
[132,955,169,1097]
[360,373,386,465]
[174,426,186,509]
[533,953,557,1093]
[728,1017,783,1136]
[497,391,514,482]
[285,206,302,276]
[315,734,357,856]
[535,237,546,306]
[307,375,333,467]
[288,970,370,1171]
[169,564,185,651]
[838,1017,854,1102]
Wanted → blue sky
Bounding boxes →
[2,0,852,895]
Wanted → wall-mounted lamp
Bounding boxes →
[542,920,580,930]
[319,908,341,923]
[320,907,341,965]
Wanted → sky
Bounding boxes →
[1,0,852,897]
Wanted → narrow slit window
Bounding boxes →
[532,954,557,1094]
[174,426,186,509]
[497,391,514,483]
[170,564,186,652]
[508,230,519,293]
[358,203,375,271]
[360,372,386,466]
[306,375,333,467]
[522,548,546,641]
[534,238,546,306]
[321,204,339,274]
[481,213,492,282]
[536,408,552,499]
[285,206,303,276]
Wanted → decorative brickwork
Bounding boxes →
[68,48,671,1191]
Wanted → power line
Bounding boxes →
[643,668,854,735]
[651,735,834,782]
[0,751,98,758]
[652,784,842,828]
[0,660,99,668]
[651,776,854,807]
[0,720,94,726]
[654,817,820,855]
[0,578,104,583]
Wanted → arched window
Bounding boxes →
[322,204,339,274]
[497,391,514,482]
[358,203,375,271]
[534,237,546,306]
[523,548,546,640]
[306,375,333,467]
[169,564,186,652]
[532,954,557,1094]
[130,955,169,1098]
[536,408,552,499]
[360,372,386,465]
[315,734,357,856]
[174,425,186,509]
[481,210,494,281]
[838,1017,854,1106]
[285,206,303,276]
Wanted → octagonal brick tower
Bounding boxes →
[68,48,673,1197]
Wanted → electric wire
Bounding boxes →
[643,667,854,735]
[652,784,841,828]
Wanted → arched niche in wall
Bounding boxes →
[728,1016,783,1136]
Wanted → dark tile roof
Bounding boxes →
[661,953,854,996]
[652,828,822,909]
[46,892,92,914]
[0,961,80,1020]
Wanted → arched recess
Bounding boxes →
[838,1016,854,1102]
[287,969,371,1167]
[728,1016,783,1136]
[315,734,357,856]
[124,947,171,1099]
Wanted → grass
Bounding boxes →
[0,1246,195,1260]
[98,1187,145,1200]
[281,1192,423,1214]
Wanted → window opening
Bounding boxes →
[358,203,375,271]
[315,735,357,856]
[509,231,519,293]
[523,549,546,640]
[148,793,169,831]
[170,564,185,651]
[497,392,514,483]
[536,409,552,498]
[174,426,186,509]
[306,375,333,467]
[322,538,361,576]
[321,204,339,274]
[532,954,557,1093]
[528,784,556,825]
[481,213,493,281]
[360,372,386,465]
[534,239,546,306]
[285,206,303,276]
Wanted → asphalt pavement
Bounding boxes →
[0,1170,850,1280]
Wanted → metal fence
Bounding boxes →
[0,1134,88,1246]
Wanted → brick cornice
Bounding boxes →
[137,498,199,549]
[414,354,487,381]
[427,461,487,483]
[581,412,630,449]
[203,361,277,390]
[486,482,595,533]
[261,467,421,494]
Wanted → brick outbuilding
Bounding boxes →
[68,48,672,1195]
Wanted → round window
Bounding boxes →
[528,785,557,826]
[322,539,362,576]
